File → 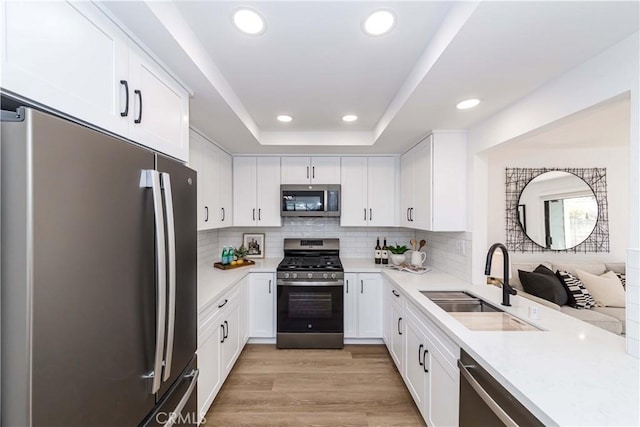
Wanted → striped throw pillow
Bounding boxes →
[556,270,596,309]
[614,273,626,290]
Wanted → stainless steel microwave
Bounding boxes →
[281,185,340,217]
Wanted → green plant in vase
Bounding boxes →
[388,243,409,265]
[234,245,248,264]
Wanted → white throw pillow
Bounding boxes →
[575,269,626,307]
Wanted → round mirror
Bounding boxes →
[517,171,598,250]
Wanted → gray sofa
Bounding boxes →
[510,261,626,335]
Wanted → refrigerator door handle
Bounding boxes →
[163,369,200,427]
[161,172,177,382]
[141,170,167,395]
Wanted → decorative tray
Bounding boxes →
[213,259,255,270]
[384,264,431,275]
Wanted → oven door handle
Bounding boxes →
[277,280,344,287]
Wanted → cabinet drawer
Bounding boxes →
[198,285,240,334]
[406,301,459,370]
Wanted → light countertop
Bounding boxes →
[383,268,639,427]
[197,258,280,312]
[197,260,639,426]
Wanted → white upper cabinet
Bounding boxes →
[233,157,281,227]
[1,1,190,162]
[218,151,233,227]
[400,132,467,231]
[341,157,396,227]
[1,1,129,136]
[281,157,340,184]
[128,44,189,162]
[189,130,232,230]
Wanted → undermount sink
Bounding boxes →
[432,300,502,313]
[420,291,502,313]
[420,291,543,332]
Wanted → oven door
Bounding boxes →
[277,281,344,333]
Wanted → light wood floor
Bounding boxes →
[204,344,426,427]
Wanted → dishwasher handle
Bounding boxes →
[458,360,518,427]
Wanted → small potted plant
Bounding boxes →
[234,245,249,265]
[388,243,409,265]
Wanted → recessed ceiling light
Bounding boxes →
[363,10,395,36]
[233,9,265,35]
[456,98,480,110]
[342,115,358,122]
[277,115,293,122]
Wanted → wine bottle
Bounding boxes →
[375,237,382,264]
[382,237,389,265]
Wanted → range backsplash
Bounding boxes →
[198,218,472,281]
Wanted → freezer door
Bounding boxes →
[2,108,157,426]
[140,356,199,427]
[156,155,197,399]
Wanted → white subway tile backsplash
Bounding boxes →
[197,219,472,279]
[627,338,640,359]
[415,230,472,282]
[627,303,640,324]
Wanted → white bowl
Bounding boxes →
[390,253,406,265]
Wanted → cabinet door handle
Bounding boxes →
[398,317,403,335]
[134,89,143,124]
[312,166,315,179]
[364,208,367,221]
[406,208,410,222]
[204,206,209,222]
[253,208,256,221]
[120,80,129,117]
[268,279,272,294]
[369,208,372,221]
[392,289,400,297]
[220,324,225,343]
[258,208,261,221]
[218,299,228,308]
[423,349,429,373]
[346,280,349,293]
[224,320,229,339]
[418,344,424,366]
[307,166,309,179]
[411,208,414,221]
[361,280,364,294]
[221,207,225,222]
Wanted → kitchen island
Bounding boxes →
[197,261,639,426]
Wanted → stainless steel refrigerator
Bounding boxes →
[1,107,199,426]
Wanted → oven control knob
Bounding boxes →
[331,273,336,279]
[292,273,298,279]
[307,273,313,279]
[323,273,328,279]
[284,273,290,279]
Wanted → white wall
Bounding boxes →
[486,146,629,263]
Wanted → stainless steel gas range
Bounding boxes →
[276,238,344,349]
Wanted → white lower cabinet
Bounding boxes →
[384,279,460,427]
[248,273,276,338]
[404,313,429,418]
[197,279,248,422]
[344,273,383,338]
[383,277,405,369]
[406,301,460,427]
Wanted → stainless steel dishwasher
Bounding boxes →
[458,350,545,427]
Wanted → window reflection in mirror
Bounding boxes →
[518,171,598,250]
